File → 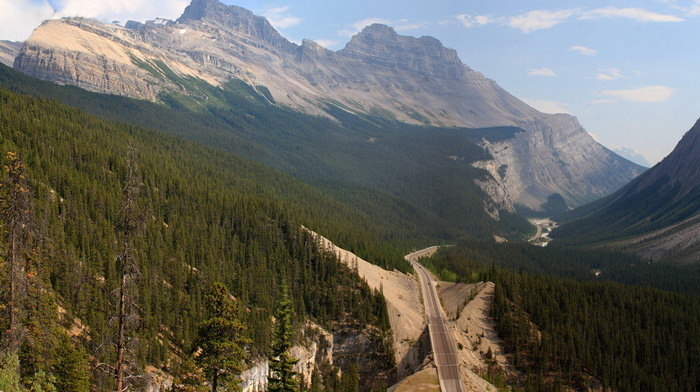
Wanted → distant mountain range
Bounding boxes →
[613,147,651,168]
[554,118,700,263]
[0,40,21,67]
[11,0,643,214]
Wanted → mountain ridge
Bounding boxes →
[0,40,21,67]
[13,0,643,210]
[554,118,700,263]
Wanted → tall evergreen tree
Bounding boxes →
[268,282,299,392]
[194,282,248,392]
[0,352,22,392]
[53,336,90,392]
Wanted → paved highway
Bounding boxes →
[406,248,466,392]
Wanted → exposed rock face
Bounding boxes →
[474,115,646,210]
[13,0,643,209]
[241,322,333,392]
[0,40,22,67]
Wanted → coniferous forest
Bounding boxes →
[0,87,394,391]
[427,241,700,391]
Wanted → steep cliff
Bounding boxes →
[13,0,643,210]
[474,115,645,210]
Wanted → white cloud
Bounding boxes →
[456,14,494,28]
[685,1,700,16]
[53,0,189,23]
[454,6,684,34]
[528,68,557,76]
[0,0,55,41]
[580,7,684,22]
[394,21,428,32]
[263,6,302,29]
[666,0,700,16]
[523,99,571,114]
[594,68,625,80]
[570,45,597,56]
[600,86,675,102]
[508,9,578,33]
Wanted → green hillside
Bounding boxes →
[0,87,394,390]
[424,241,700,391]
[0,64,532,244]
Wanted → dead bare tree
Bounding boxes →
[114,146,148,392]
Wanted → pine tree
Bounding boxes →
[53,336,90,392]
[268,282,299,392]
[194,282,248,392]
[0,352,22,392]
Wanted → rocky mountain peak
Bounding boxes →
[177,0,221,21]
[177,0,296,53]
[351,23,400,42]
[339,23,465,79]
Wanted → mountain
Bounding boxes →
[0,62,531,243]
[0,40,21,67]
[13,0,643,212]
[554,118,700,263]
[614,147,651,167]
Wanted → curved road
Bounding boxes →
[406,248,466,392]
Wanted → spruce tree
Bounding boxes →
[194,282,248,392]
[53,336,90,392]
[0,352,21,392]
[268,282,299,392]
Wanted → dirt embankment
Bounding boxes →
[311,232,427,377]
[439,281,514,391]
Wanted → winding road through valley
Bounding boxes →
[406,247,466,392]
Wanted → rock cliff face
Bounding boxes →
[474,115,645,210]
[0,40,22,67]
[13,0,643,209]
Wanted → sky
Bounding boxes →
[2,1,700,165]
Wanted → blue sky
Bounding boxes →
[2,0,700,164]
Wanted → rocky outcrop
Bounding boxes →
[13,0,643,209]
[241,322,333,392]
[0,40,22,67]
[178,0,297,54]
[474,115,646,210]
